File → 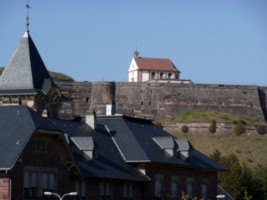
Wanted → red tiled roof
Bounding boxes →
[134,57,179,72]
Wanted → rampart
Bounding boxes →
[55,81,267,121]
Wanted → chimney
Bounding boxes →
[134,51,139,58]
[86,110,96,130]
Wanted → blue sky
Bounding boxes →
[1,0,267,85]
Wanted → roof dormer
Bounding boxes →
[153,137,192,159]
[71,137,97,159]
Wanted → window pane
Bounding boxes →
[155,180,162,197]
[49,173,55,190]
[171,181,177,198]
[42,173,48,188]
[24,171,29,188]
[201,183,207,199]
[31,172,37,187]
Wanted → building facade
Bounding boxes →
[128,51,180,82]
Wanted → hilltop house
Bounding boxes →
[128,51,180,82]
[0,21,226,200]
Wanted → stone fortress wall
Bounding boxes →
[55,81,267,121]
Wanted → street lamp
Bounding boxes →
[216,194,225,199]
[44,191,78,200]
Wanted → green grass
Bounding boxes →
[172,133,267,169]
[160,109,266,125]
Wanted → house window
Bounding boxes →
[42,172,56,192]
[168,73,172,79]
[100,182,111,200]
[75,181,87,200]
[123,183,133,200]
[186,178,195,200]
[24,170,56,198]
[171,177,180,200]
[36,139,46,152]
[154,175,163,200]
[160,72,164,80]
[151,72,156,80]
[201,183,207,200]
[24,171,37,198]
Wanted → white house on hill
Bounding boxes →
[128,51,180,82]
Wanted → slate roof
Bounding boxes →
[97,115,227,171]
[0,31,54,95]
[48,118,148,181]
[0,106,225,181]
[134,57,180,72]
[0,106,60,170]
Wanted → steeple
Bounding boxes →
[0,31,53,95]
[0,2,61,118]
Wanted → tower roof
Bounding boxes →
[0,31,54,95]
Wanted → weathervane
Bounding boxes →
[26,0,31,32]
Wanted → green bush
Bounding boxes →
[181,125,189,133]
[209,120,217,133]
[256,125,267,135]
[234,120,246,135]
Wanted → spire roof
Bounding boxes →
[0,31,53,95]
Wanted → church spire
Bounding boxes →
[26,2,31,32]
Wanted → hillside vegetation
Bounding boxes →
[160,109,267,168]
[0,67,74,82]
[161,109,266,125]
[174,133,267,169]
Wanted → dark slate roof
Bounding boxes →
[0,31,54,95]
[0,106,60,170]
[97,115,227,171]
[49,118,149,181]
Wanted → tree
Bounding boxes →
[209,120,216,133]
[218,154,244,200]
[254,164,267,200]
[210,149,221,161]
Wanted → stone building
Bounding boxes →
[128,51,180,82]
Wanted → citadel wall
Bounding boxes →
[55,81,267,121]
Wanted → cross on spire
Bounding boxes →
[26,1,31,32]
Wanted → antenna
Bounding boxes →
[26,0,31,32]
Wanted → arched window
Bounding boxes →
[151,72,156,80]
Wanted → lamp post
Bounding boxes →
[44,191,77,200]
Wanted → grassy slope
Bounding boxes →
[172,133,267,169]
[159,109,267,168]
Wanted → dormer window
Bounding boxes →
[71,137,96,159]
[153,137,191,159]
[152,137,176,156]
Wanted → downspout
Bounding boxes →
[9,178,12,200]
[5,170,11,200]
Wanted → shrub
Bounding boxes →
[181,125,189,133]
[234,120,246,135]
[209,120,217,133]
[256,125,267,135]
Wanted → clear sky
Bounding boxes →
[1,0,267,86]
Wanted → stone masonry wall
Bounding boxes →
[55,81,267,121]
